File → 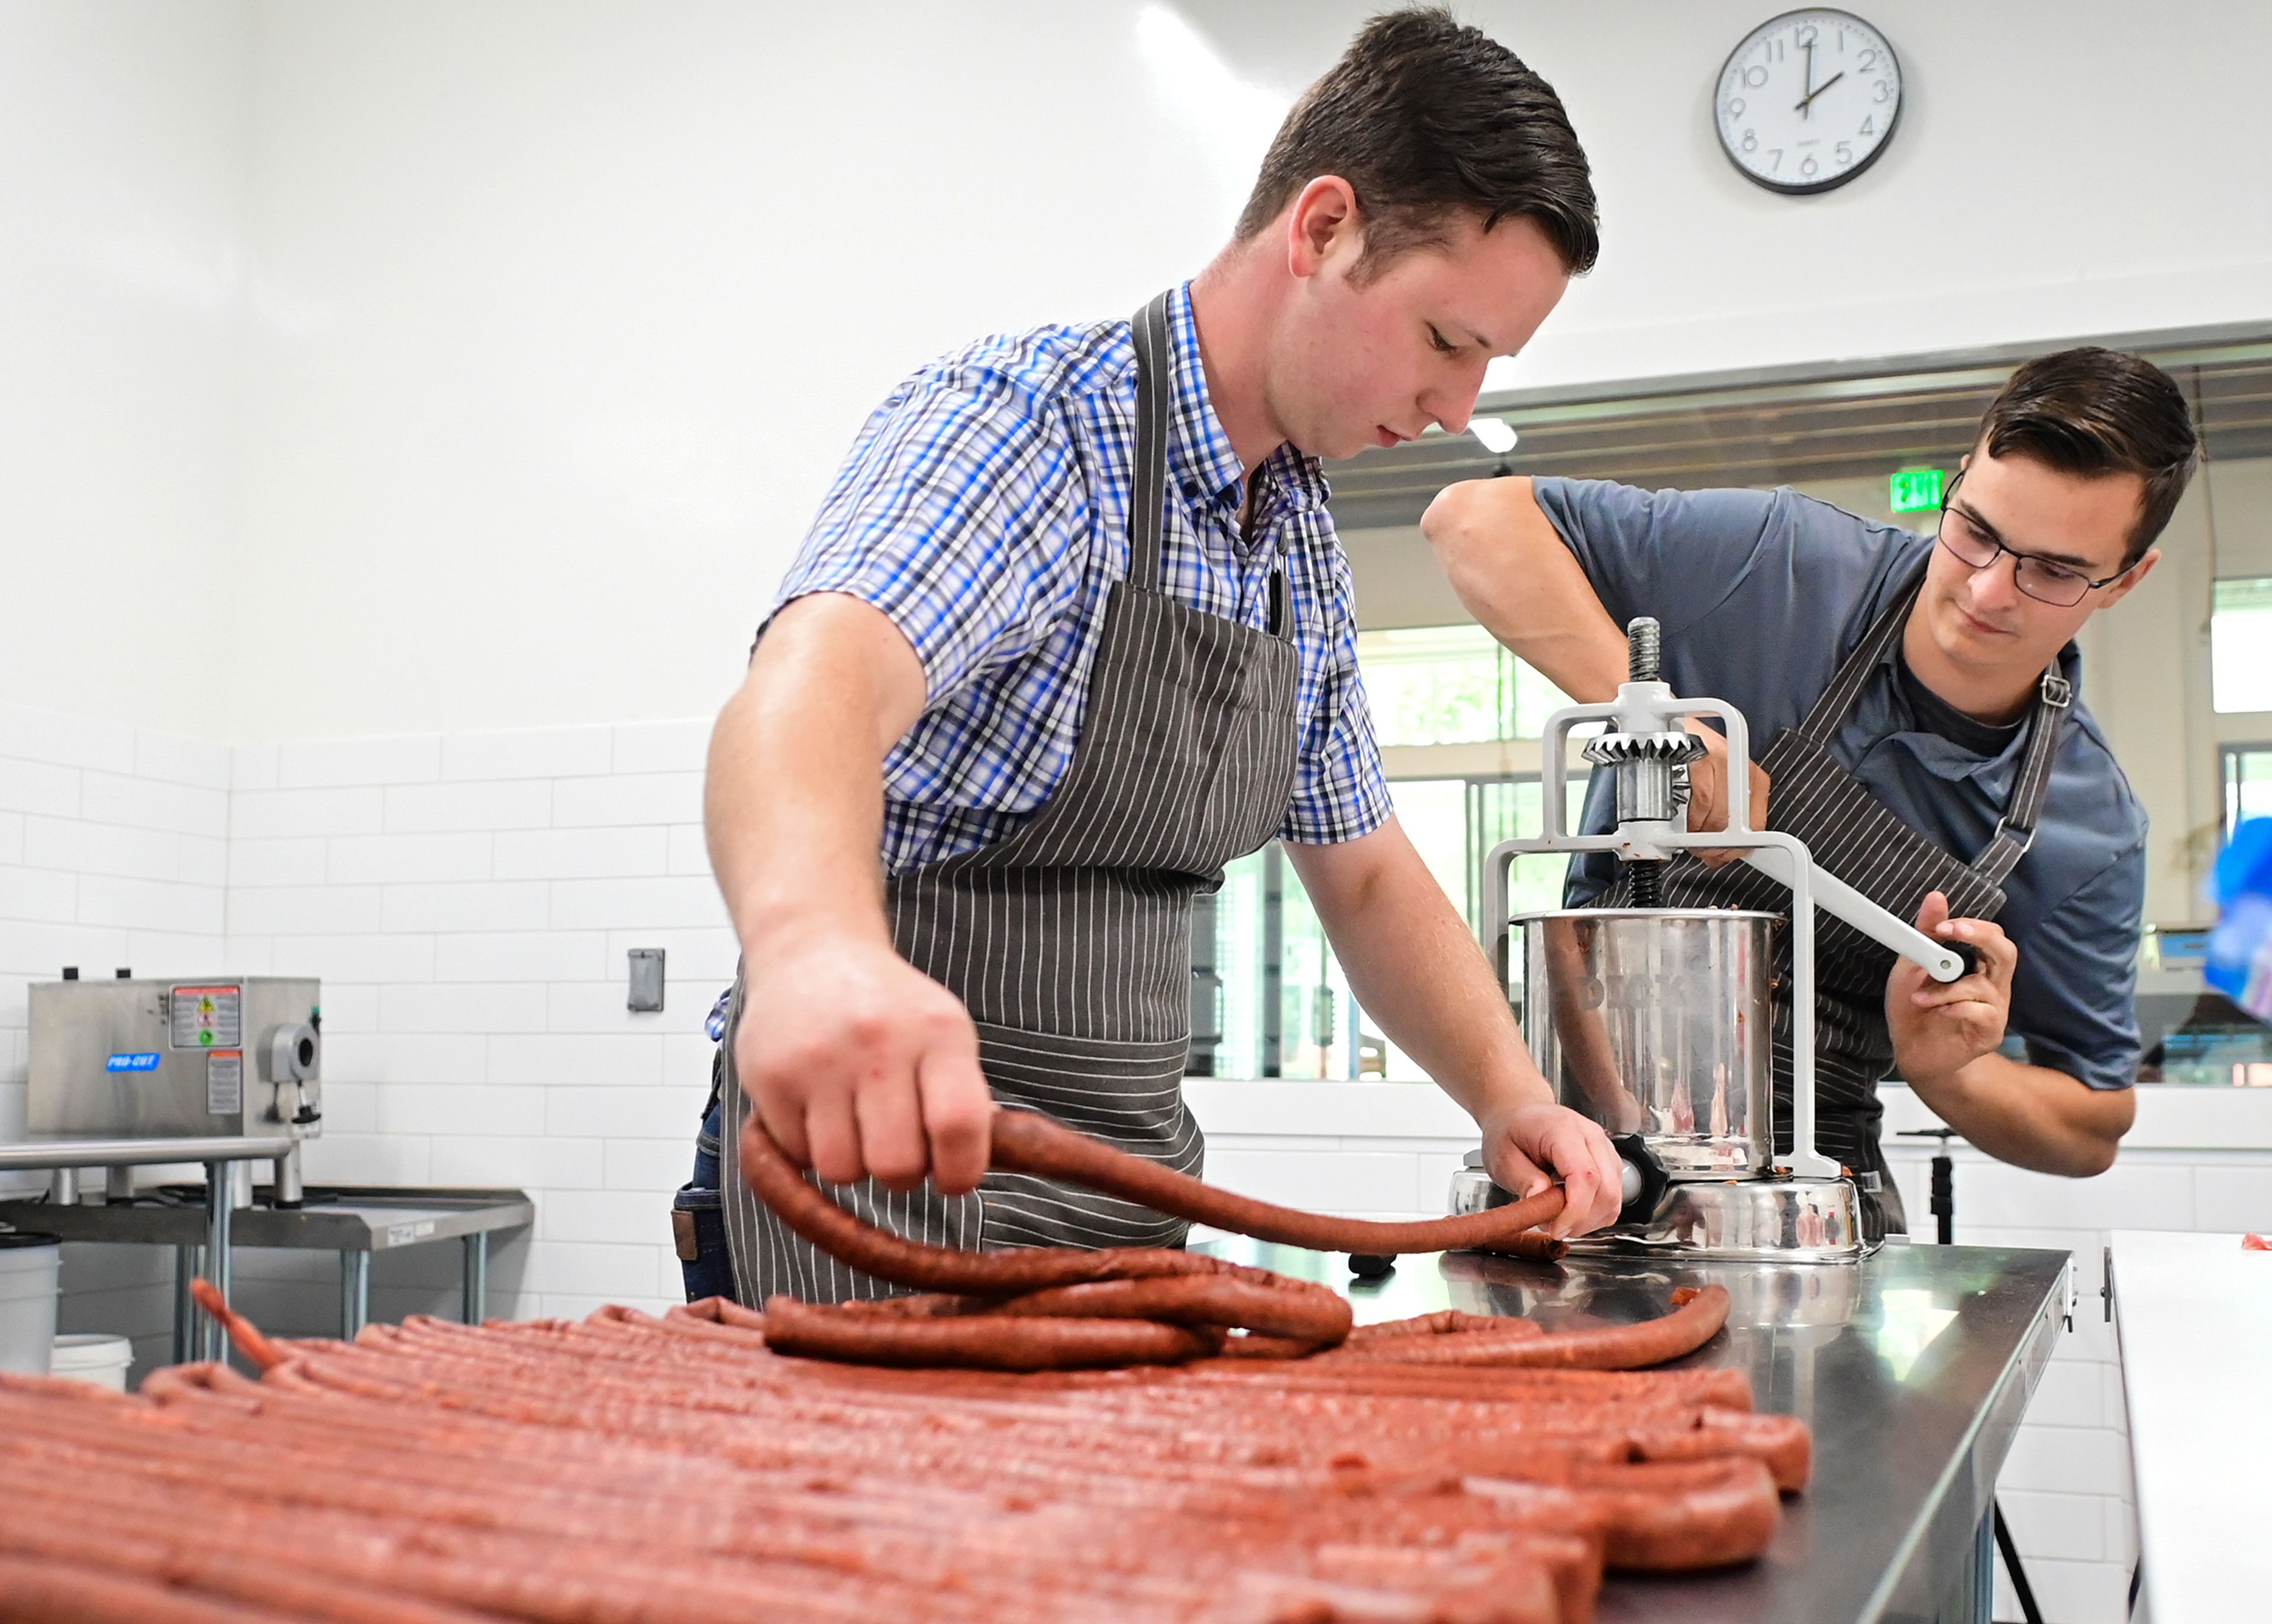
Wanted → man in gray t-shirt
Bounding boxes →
[1422,348,2199,1202]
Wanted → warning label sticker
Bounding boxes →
[170,984,242,1050]
[206,1051,243,1116]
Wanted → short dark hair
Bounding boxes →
[1977,348,2200,565]
[1235,7,1598,280]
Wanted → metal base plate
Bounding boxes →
[1450,1166,1874,1263]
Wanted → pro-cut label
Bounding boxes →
[170,984,242,1050]
[205,1052,243,1115]
[105,1052,162,1073]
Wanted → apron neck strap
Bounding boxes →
[1971,668,2073,886]
[1794,548,2073,887]
[1792,554,1929,745]
[1127,293,1177,593]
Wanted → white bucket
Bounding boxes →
[0,1233,62,1376]
[50,1332,135,1391]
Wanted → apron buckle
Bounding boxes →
[2039,671,2073,709]
[1986,813,2038,863]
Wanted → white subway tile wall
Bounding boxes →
[9,699,2272,1622]
[0,703,731,1384]
[0,707,236,1380]
[222,718,730,1341]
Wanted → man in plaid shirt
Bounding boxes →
[690,9,1626,1298]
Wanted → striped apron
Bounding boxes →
[717,292,1302,1305]
[1598,561,2068,1239]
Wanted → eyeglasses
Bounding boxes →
[1935,471,2132,609]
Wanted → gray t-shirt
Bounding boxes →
[1535,478,2146,1093]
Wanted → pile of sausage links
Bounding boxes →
[1,1295,1808,1624]
[0,1114,1811,1622]
[744,1108,1729,1373]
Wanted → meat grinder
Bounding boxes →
[28,976,323,1207]
[1450,619,1975,1261]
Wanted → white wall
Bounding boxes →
[0,705,730,1378]
[223,0,1325,741]
[0,0,251,729]
[205,0,2272,743]
[1495,0,2272,390]
[6,0,2268,742]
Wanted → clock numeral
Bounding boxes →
[1741,128,1757,153]
[1858,47,1877,70]
[1742,64,1768,88]
[1762,36,1785,61]
[1800,155,1819,179]
[1873,79,1893,102]
[1860,115,1876,137]
[1767,149,1783,172]
[1727,97,1745,118]
[1796,24,1817,47]
[1835,141,1854,166]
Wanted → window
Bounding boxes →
[2224,744,2272,837]
[1190,772,1587,1081]
[1356,625,1573,744]
[1193,844,1348,1082]
[2212,578,2272,713]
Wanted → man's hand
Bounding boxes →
[1681,722,1772,868]
[1887,891,2015,1086]
[1479,1098,1626,1238]
[737,927,995,1195]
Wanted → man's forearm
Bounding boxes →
[1286,824,1548,1120]
[1905,1052,2134,1176]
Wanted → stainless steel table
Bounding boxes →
[1200,1236,2073,1624]
[0,1134,295,1364]
[0,1182,533,1363]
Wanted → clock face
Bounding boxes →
[1715,9,1902,194]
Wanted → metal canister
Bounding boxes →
[1515,908,1776,1179]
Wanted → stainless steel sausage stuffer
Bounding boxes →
[1452,619,1971,1262]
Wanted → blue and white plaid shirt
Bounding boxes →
[769,283,1391,877]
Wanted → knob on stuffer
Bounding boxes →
[1611,1134,1672,1226]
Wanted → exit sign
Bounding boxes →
[1889,467,1946,513]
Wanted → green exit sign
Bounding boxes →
[1889,467,1946,514]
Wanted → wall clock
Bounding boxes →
[1715,9,1902,194]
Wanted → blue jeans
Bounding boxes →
[673,1064,735,1303]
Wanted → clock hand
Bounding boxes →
[1799,38,1816,118]
[1794,69,1845,114]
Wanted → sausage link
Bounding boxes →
[188,1280,287,1372]
[987,1107,1569,1257]
[0,1553,301,1624]
[761,1296,1221,1370]
[738,1111,1223,1294]
[1314,1285,1732,1370]
[992,1274,1353,1347]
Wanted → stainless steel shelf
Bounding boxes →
[0,1180,534,1360]
[0,1184,533,1251]
[0,1134,295,1170]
